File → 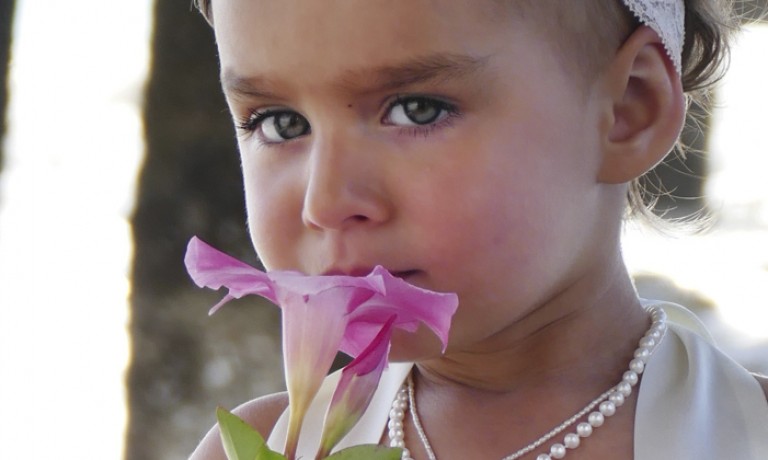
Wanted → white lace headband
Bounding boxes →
[621,0,685,74]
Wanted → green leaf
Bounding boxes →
[255,447,286,460]
[325,444,403,460]
[216,407,286,460]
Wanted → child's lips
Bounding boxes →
[321,267,374,277]
[392,269,420,281]
[321,267,420,280]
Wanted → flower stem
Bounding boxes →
[284,405,307,460]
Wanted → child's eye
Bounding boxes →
[238,109,311,144]
[383,96,456,127]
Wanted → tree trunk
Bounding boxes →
[126,2,282,459]
[0,0,16,172]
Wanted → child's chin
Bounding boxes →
[388,327,446,363]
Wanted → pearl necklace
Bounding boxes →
[387,306,667,460]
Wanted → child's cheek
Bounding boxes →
[241,151,305,271]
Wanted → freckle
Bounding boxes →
[347,103,353,108]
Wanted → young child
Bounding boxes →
[189,1,768,459]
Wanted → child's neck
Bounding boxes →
[416,255,647,395]
[404,256,647,459]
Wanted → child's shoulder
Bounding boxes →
[189,391,289,460]
[231,391,290,434]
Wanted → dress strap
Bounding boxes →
[635,302,768,459]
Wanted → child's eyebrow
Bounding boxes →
[221,52,491,99]
[221,73,280,99]
[338,52,492,94]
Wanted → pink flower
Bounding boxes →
[317,316,396,458]
[184,236,458,459]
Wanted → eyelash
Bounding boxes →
[383,95,461,137]
[236,109,289,135]
[235,95,461,144]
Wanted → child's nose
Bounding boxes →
[301,134,391,231]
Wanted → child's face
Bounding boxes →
[214,0,621,355]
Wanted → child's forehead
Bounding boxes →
[221,53,492,100]
[214,0,556,94]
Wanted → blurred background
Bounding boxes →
[0,1,765,459]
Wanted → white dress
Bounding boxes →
[267,302,768,459]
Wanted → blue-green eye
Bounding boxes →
[385,96,454,126]
[238,109,311,143]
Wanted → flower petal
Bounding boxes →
[317,316,395,458]
[184,238,387,315]
[184,237,278,306]
[268,269,386,299]
[279,288,356,459]
[340,266,458,356]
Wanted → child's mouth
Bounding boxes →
[322,268,419,281]
[392,269,420,281]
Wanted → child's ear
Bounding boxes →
[597,25,686,184]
